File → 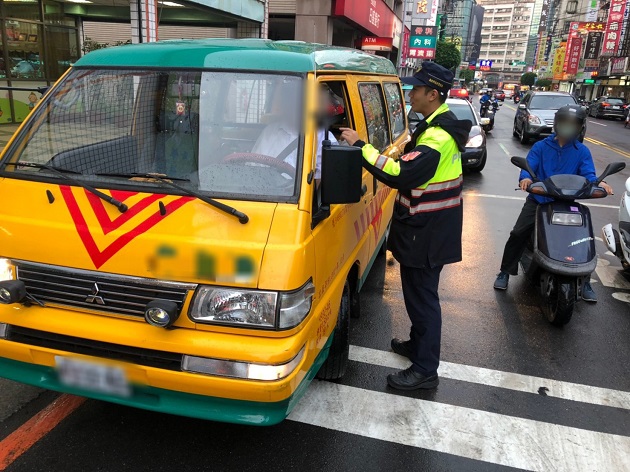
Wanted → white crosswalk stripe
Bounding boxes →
[286,347,630,471]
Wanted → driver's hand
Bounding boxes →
[339,128,360,146]
[601,181,614,195]
[519,178,533,191]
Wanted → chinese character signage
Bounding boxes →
[584,32,603,59]
[565,33,583,76]
[611,57,628,73]
[411,0,434,20]
[602,0,626,55]
[479,59,493,71]
[408,23,438,60]
[552,43,566,80]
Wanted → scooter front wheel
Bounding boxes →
[541,274,574,326]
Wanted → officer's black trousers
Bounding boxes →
[400,264,444,376]
[500,199,538,275]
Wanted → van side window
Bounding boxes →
[358,83,391,151]
[383,82,406,141]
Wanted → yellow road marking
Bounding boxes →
[584,137,630,159]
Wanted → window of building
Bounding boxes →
[566,1,578,13]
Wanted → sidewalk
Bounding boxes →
[0,124,20,152]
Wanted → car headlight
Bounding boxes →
[528,115,541,124]
[189,281,315,330]
[0,259,15,281]
[466,134,484,148]
[551,212,583,226]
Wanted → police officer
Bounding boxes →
[340,62,472,390]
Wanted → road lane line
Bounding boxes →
[585,137,630,159]
[498,143,511,157]
[463,192,619,209]
[348,345,630,410]
[288,381,630,472]
[588,120,608,127]
[0,394,85,471]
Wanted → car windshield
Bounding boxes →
[2,68,305,201]
[604,98,624,104]
[448,102,476,124]
[529,95,577,109]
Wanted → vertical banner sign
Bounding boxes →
[411,0,434,20]
[584,32,603,59]
[585,0,599,21]
[429,0,439,26]
[566,36,583,75]
[552,43,566,80]
[602,0,626,55]
[401,28,410,61]
[408,23,438,59]
[536,0,550,66]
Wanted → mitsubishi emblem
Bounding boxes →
[85,282,105,305]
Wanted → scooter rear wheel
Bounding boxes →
[541,274,574,326]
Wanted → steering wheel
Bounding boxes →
[222,152,296,176]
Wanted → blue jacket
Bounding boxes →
[519,134,597,204]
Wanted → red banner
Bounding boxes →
[334,0,397,38]
[602,0,626,55]
[401,28,410,60]
[566,36,583,75]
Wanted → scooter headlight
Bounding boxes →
[551,212,583,226]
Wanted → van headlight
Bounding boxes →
[189,281,314,330]
[0,259,15,281]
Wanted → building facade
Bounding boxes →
[477,0,536,82]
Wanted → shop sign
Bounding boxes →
[584,32,603,59]
[564,25,583,76]
[408,22,438,60]
[602,0,626,55]
[411,0,433,20]
[552,43,566,80]
[611,57,628,74]
[361,36,393,51]
[479,59,493,71]
[334,0,396,38]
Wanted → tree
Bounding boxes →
[459,68,474,83]
[521,72,537,86]
[536,78,552,90]
[434,41,461,71]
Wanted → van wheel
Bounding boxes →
[317,280,350,380]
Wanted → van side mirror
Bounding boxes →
[510,156,538,180]
[597,162,626,184]
[320,143,363,205]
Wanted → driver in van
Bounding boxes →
[493,105,613,300]
[251,84,341,179]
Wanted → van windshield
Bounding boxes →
[2,69,304,201]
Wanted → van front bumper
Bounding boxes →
[0,332,332,425]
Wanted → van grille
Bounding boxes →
[15,261,195,318]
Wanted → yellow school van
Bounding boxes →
[0,39,407,425]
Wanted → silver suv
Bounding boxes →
[513,92,586,144]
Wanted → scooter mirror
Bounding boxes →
[510,156,538,180]
[597,161,626,183]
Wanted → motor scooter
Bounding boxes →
[480,100,499,132]
[511,156,626,326]
[602,176,630,271]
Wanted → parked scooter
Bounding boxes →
[511,156,625,326]
[602,177,630,271]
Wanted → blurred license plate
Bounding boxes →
[613,106,620,109]
[56,356,130,397]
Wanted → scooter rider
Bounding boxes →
[494,105,613,300]
[480,90,492,114]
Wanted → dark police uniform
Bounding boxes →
[354,63,471,378]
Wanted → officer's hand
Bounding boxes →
[339,128,360,146]
[519,178,533,191]
[601,181,614,195]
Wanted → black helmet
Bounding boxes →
[554,105,586,140]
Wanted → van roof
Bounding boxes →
[75,39,398,75]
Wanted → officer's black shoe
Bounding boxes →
[494,271,509,290]
[387,367,439,391]
[391,338,413,360]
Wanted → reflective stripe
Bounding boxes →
[410,174,463,197]
[398,195,462,214]
[374,155,388,170]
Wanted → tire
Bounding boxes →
[468,150,487,173]
[519,124,529,144]
[317,280,351,380]
[513,120,519,137]
[541,274,574,326]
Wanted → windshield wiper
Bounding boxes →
[4,162,128,213]
[95,172,249,224]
